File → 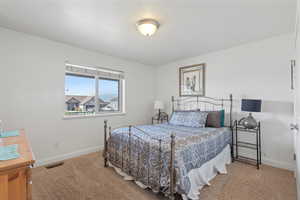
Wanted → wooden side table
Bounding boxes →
[233,120,261,169]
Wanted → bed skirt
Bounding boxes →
[108,144,231,200]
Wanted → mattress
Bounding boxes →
[107,123,232,197]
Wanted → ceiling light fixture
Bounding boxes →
[136,19,160,37]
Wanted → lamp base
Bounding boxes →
[241,113,257,129]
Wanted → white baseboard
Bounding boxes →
[35,145,103,167]
[236,149,295,171]
[35,145,295,172]
[262,157,295,171]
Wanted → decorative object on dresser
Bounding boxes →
[0,129,35,200]
[233,120,261,169]
[179,63,205,96]
[239,99,262,129]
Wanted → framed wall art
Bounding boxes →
[179,63,205,96]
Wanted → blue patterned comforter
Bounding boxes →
[107,123,232,196]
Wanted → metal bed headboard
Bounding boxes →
[171,94,233,128]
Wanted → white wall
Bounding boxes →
[0,26,294,170]
[0,27,155,166]
[155,34,295,170]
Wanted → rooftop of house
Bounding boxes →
[65,95,106,105]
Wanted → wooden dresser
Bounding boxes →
[0,129,35,200]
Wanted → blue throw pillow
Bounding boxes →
[220,110,225,127]
[169,111,208,128]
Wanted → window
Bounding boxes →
[65,74,96,115]
[64,63,124,117]
[98,78,120,112]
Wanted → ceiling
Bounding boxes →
[0,0,296,66]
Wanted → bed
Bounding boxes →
[103,95,233,200]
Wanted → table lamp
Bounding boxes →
[240,99,262,129]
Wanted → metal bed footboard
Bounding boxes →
[103,120,176,199]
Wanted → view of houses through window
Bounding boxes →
[65,73,121,116]
[98,78,119,112]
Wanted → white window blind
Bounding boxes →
[65,63,124,80]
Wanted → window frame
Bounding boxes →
[64,66,125,119]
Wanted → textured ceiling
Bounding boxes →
[0,0,296,66]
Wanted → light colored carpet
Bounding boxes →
[32,152,296,200]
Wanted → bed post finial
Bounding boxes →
[169,133,176,200]
[128,125,132,175]
[229,94,234,160]
[171,96,175,112]
[129,125,132,133]
[229,94,233,128]
[103,120,108,167]
[109,126,112,137]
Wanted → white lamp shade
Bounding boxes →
[154,101,164,110]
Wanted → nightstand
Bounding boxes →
[233,120,262,169]
[152,112,168,124]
